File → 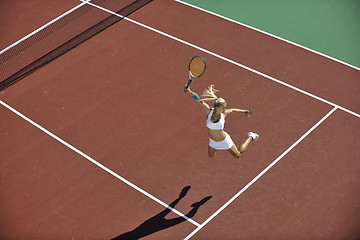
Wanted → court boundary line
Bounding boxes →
[0,100,201,228]
[175,0,360,72]
[80,0,360,119]
[0,0,92,55]
[184,106,338,239]
[1,0,358,231]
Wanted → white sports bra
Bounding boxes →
[206,109,225,130]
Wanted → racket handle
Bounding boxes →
[184,79,192,92]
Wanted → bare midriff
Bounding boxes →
[207,128,226,141]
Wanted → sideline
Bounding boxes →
[81,0,360,119]
[0,100,201,227]
[175,0,360,71]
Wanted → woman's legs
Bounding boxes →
[211,132,259,158]
[228,144,241,158]
[239,137,253,153]
[228,136,253,158]
[208,146,217,158]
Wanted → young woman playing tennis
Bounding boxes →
[186,85,259,158]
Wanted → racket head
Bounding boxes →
[188,56,206,78]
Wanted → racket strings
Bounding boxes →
[189,56,206,78]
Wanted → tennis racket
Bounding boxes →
[184,56,206,92]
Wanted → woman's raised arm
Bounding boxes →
[186,87,211,115]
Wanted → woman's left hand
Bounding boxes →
[245,109,254,117]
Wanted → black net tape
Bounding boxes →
[0,0,152,91]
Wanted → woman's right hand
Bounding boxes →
[185,86,192,94]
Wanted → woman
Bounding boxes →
[186,85,259,158]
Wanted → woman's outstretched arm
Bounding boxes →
[224,108,254,117]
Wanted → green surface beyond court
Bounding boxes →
[182,0,360,68]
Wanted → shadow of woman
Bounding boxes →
[111,186,212,240]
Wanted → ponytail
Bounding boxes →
[200,85,219,102]
[200,85,226,106]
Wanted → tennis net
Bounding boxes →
[0,0,152,91]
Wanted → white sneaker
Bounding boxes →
[248,132,259,141]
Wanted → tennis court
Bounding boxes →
[1,0,359,239]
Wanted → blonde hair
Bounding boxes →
[200,85,226,107]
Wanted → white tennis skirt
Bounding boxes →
[209,132,234,150]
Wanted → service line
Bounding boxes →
[184,106,338,239]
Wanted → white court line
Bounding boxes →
[0,0,356,230]
[0,0,92,55]
[184,106,338,239]
[81,0,360,119]
[175,0,360,72]
[0,100,201,227]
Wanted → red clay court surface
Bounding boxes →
[1,0,360,239]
